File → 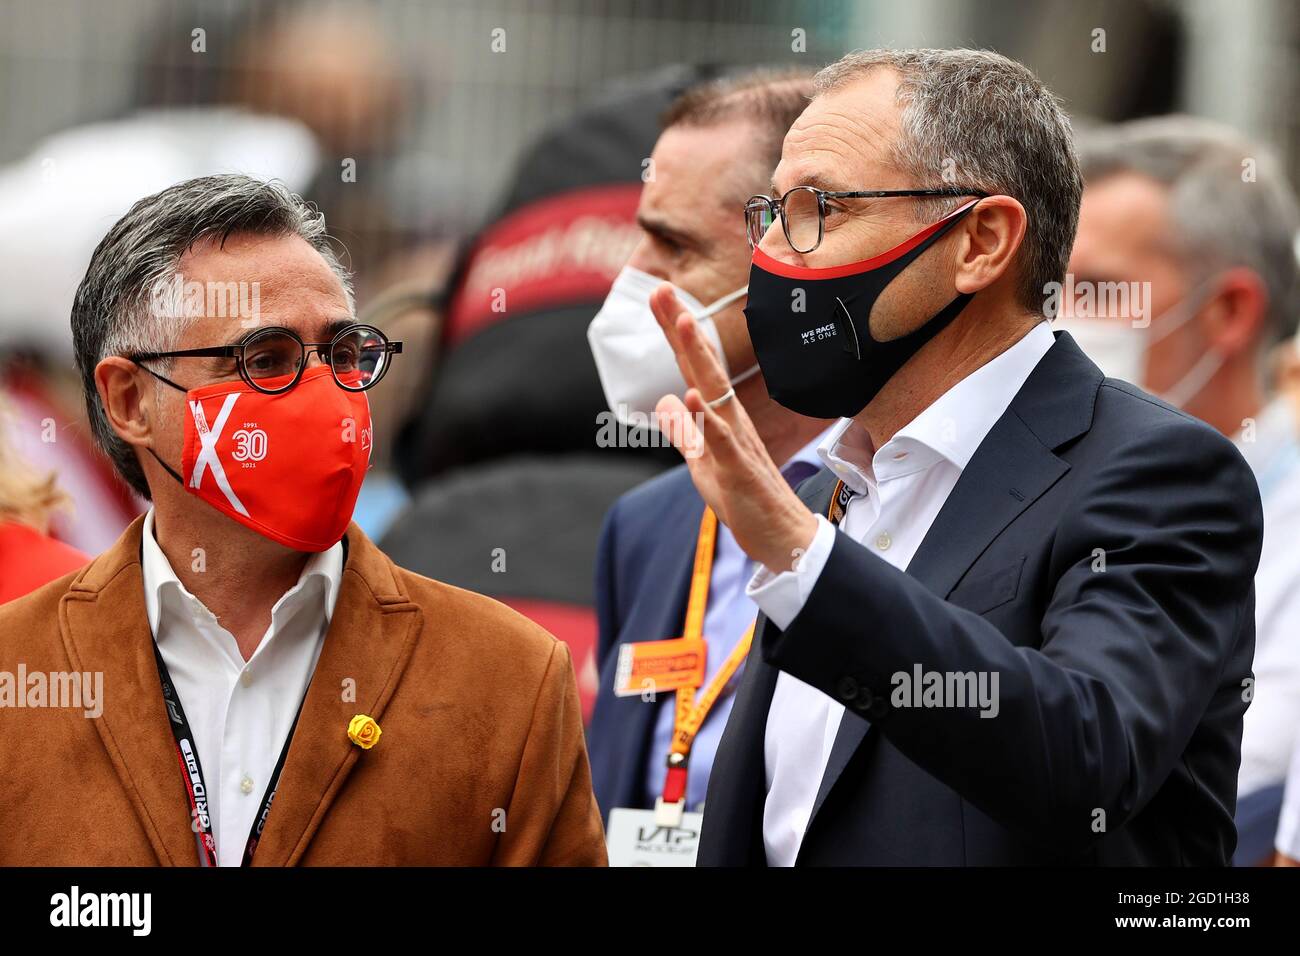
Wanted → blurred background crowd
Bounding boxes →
[2,0,1299,864]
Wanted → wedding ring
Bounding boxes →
[706,387,736,409]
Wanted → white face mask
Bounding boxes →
[587,265,756,428]
[1054,276,1224,408]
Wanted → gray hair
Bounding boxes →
[1078,115,1300,347]
[71,174,354,500]
[813,48,1083,314]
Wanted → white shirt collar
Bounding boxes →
[141,506,345,642]
[817,321,1056,494]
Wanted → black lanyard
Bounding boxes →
[151,641,308,866]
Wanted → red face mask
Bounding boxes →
[148,365,373,552]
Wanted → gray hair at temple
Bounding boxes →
[70,174,354,500]
[812,48,1083,315]
[1078,115,1300,348]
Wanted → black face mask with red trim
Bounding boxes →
[744,199,980,419]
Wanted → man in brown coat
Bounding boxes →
[0,174,606,866]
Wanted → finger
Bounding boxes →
[650,284,688,357]
[655,393,706,461]
[650,284,703,392]
[676,312,733,408]
[682,387,739,466]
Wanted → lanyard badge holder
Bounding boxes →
[613,507,756,828]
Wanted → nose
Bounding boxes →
[757,218,799,265]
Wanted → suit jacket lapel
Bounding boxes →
[907,331,1100,598]
[59,514,201,866]
[252,521,422,866]
[61,515,423,867]
[803,414,1071,831]
[802,331,1101,844]
[705,469,837,862]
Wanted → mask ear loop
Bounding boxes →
[696,284,764,386]
[130,359,190,487]
[696,284,749,318]
[1146,272,1231,408]
[1145,272,1228,344]
[729,362,763,386]
[146,446,187,486]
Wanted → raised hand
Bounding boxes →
[649,282,818,574]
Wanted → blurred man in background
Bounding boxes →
[382,66,719,722]
[585,71,834,860]
[1061,117,1300,863]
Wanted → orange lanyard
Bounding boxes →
[660,508,755,809]
[658,486,856,815]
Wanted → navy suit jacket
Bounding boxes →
[699,331,1263,866]
[587,466,704,821]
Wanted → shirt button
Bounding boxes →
[240,670,253,687]
[892,452,907,461]
[240,775,254,795]
[875,531,892,551]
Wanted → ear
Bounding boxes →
[1198,266,1268,357]
[94,356,158,451]
[952,195,1028,296]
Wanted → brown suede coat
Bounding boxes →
[0,515,607,865]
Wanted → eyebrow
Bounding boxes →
[322,317,356,340]
[637,214,699,251]
[225,317,357,347]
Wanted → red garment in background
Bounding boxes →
[0,520,89,604]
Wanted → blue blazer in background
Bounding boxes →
[587,466,705,821]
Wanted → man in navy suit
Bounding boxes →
[647,49,1263,865]
[586,71,832,832]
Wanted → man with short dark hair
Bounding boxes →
[0,174,606,866]
[649,49,1262,865]
[586,70,834,857]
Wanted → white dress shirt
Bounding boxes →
[1232,397,1300,797]
[1276,731,1300,860]
[746,321,1056,866]
[641,428,831,812]
[141,507,343,866]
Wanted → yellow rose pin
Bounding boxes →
[347,715,382,750]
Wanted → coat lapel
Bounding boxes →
[60,514,200,866]
[251,522,422,866]
[803,331,1101,841]
[59,515,422,867]
[705,469,837,862]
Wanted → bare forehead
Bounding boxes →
[176,232,341,289]
[170,231,350,343]
[774,71,905,192]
